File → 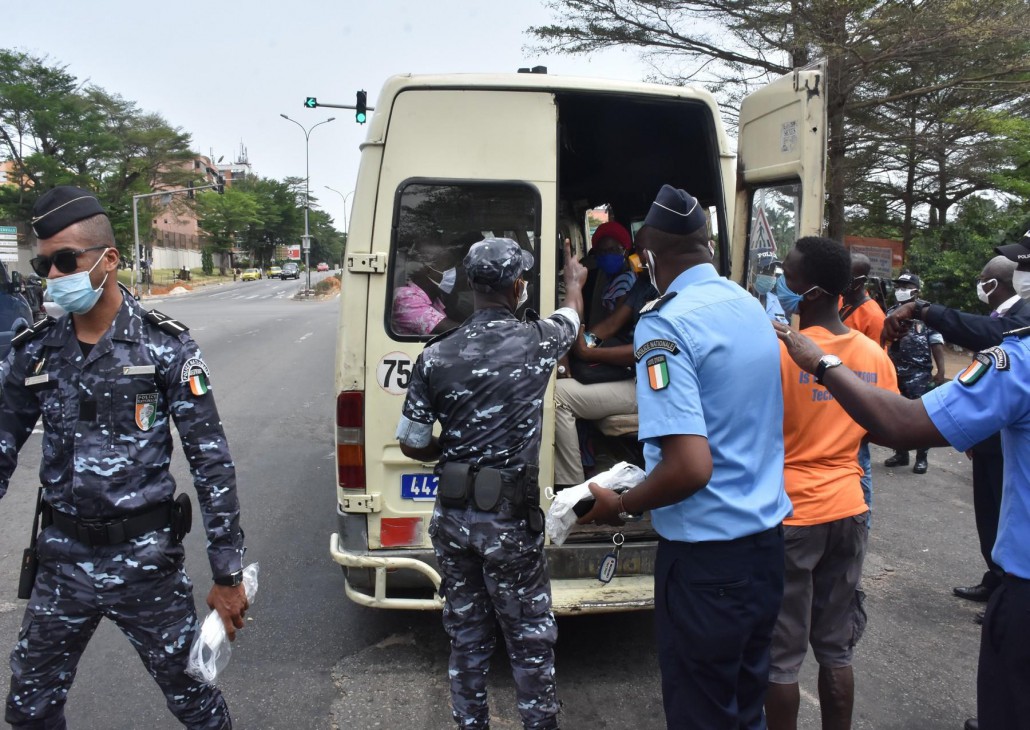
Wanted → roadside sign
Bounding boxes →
[0,226,18,264]
[750,207,777,254]
[287,245,301,260]
[850,245,893,279]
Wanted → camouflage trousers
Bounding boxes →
[898,371,933,400]
[430,502,559,730]
[5,526,231,730]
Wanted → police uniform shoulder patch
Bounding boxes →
[11,316,56,348]
[645,354,671,390]
[180,357,211,396]
[957,346,1009,387]
[634,338,681,362]
[144,309,188,336]
[639,291,677,315]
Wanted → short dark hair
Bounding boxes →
[639,225,709,255]
[75,213,116,247]
[795,236,851,297]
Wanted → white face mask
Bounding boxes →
[895,287,916,303]
[644,249,659,291]
[1013,270,1030,300]
[977,278,998,305]
[516,280,528,309]
[437,267,457,294]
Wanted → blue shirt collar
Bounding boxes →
[666,262,720,293]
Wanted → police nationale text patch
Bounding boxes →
[634,339,680,362]
[135,393,158,431]
[180,357,211,396]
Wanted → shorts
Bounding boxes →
[769,512,869,684]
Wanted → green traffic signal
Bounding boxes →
[304,97,318,109]
[355,90,367,124]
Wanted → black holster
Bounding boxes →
[18,488,44,600]
[172,493,193,544]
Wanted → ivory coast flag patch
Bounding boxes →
[646,355,670,390]
[957,355,990,387]
[180,357,211,396]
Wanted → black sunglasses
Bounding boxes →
[30,246,108,278]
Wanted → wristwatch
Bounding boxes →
[214,570,244,587]
[814,354,843,385]
[913,299,931,320]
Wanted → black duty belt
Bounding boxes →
[437,463,539,513]
[43,501,173,547]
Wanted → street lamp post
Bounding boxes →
[324,186,354,267]
[280,113,335,291]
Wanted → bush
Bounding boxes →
[314,276,341,295]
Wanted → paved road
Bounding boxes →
[0,281,988,728]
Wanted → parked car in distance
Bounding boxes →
[240,268,261,282]
[316,262,330,272]
[266,266,283,279]
[280,263,300,280]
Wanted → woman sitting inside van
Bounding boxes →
[392,237,473,336]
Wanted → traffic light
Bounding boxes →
[216,175,225,195]
[355,90,367,124]
[304,97,318,109]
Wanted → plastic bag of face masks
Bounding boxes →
[186,562,259,684]
[545,462,646,546]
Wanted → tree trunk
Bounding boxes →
[901,101,918,260]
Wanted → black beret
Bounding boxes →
[31,186,107,239]
[643,185,707,236]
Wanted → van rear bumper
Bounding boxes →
[330,510,657,613]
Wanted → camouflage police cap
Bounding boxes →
[463,237,535,292]
[894,272,921,289]
[31,186,108,239]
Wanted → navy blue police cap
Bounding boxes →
[463,237,535,292]
[894,272,921,289]
[643,185,708,236]
[996,230,1030,266]
[31,186,107,240]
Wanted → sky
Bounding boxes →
[7,1,651,232]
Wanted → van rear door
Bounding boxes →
[362,87,559,550]
[730,62,828,287]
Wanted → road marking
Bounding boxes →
[245,295,259,300]
[296,332,314,343]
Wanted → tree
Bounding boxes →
[233,176,304,265]
[529,0,1030,240]
[195,188,262,271]
[0,50,195,255]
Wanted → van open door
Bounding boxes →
[730,61,828,288]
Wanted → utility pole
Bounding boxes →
[280,114,335,292]
[325,186,354,268]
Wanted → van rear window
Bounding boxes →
[387,181,540,340]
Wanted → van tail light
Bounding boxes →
[337,391,365,490]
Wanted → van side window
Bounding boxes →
[744,183,801,291]
[388,181,541,339]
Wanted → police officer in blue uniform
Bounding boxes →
[885,252,1030,609]
[776,229,1030,730]
[0,187,247,729]
[396,238,586,730]
[580,185,792,730]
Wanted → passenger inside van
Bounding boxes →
[553,222,657,488]
[391,233,478,336]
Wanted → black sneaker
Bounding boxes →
[913,458,928,474]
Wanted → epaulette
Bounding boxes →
[639,291,678,315]
[11,316,56,349]
[144,309,189,336]
[1003,325,1030,338]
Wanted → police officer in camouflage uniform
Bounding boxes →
[0,187,248,729]
[885,273,947,474]
[396,237,586,730]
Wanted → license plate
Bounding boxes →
[401,473,438,501]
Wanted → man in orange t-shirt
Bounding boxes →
[766,237,898,730]
[839,252,889,519]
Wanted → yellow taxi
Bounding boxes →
[266,266,283,278]
[240,268,261,282]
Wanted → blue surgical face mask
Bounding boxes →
[47,248,109,314]
[754,274,776,295]
[774,275,821,317]
[596,253,625,277]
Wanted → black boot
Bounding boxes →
[913,449,928,474]
[885,451,909,467]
